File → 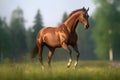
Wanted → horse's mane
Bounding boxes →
[63,8,84,23]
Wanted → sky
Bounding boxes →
[0,0,96,29]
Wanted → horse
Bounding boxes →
[30,7,89,69]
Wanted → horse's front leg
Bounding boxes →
[72,44,80,68]
[62,43,72,68]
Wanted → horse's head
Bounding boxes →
[78,7,89,29]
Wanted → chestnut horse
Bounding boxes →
[30,7,89,68]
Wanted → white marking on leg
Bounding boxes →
[74,61,78,68]
[67,58,72,68]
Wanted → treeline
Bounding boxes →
[0,7,44,61]
[0,0,120,62]
[92,0,120,60]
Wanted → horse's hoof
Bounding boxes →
[67,65,71,68]
[67,66,70,68]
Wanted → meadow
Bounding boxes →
[0,60,120,80]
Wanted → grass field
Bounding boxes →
[0,61,120,80]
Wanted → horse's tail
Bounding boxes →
[30,44,38,59]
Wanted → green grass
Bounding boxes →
[0,61,120,80]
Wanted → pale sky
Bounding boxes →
[0,0,96,29]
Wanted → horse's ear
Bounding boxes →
[83,7,85,10]
[87,7,89,12]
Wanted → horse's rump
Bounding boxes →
[38,27,61,47]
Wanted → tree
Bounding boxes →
[26,28,33,52]
[10,7,27,59]
[92,0,120,60]
[0,17,12,60]
[32,9,43,44]
[58,12,68,25]
[62,12,68,23]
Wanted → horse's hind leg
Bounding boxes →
[48,48,55,67]
[37,44,44,69]
[62,43,72,68]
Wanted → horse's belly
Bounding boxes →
[43,33,60,47]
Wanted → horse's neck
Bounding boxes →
[63,13,79,33]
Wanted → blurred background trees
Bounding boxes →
[92,0,120,60]
[0,17,12,60]
[10,7,27,60]
[32,10,43,44]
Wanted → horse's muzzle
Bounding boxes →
[85,24,89,29]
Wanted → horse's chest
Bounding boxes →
[68,33,77,44]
